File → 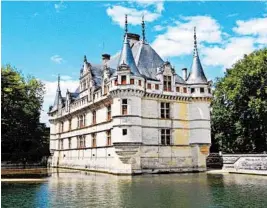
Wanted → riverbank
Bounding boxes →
[207,169,267,176]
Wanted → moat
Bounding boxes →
[2,169,267,208]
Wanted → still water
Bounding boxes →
[2,170,267,208]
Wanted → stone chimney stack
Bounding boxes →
[182,68,187,81]
[102,54,110,66]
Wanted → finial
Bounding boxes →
[57,74,61,90]
[142,15,145,42]
[125,14,128,35]
[193,27,198,56]
[84,55,87,63]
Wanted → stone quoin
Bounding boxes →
[48,15,212,175]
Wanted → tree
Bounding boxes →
[211,48,267,153]
[1,65,49,162]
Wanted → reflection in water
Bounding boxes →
[2,170,267,208]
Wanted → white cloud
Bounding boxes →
[152,15,222,58]
[106,3,163,28]
[153,25,165,31]
[50,55,64,64]
[202,37,256,69]
[233,17,267,44]
[40,78,79,125]
[55,1,67,13]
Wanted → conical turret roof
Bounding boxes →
[118,33,141,76]
[187,27,207,84]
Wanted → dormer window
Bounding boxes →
[191,88,195,93]
[121,75,127,85]
[200,88,205,93]
[163,76,172,91]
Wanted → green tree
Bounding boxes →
[1,65,49,162]
[211,48,267,153]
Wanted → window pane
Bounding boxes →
[161,129,165,134]
[122,99,127,104]
[161,136,165,145]
[166,136,170,145]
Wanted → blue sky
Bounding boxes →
[2,1,267,124]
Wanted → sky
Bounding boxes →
[2,1,267,125]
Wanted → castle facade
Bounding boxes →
[48,16,212,174]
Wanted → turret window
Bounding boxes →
[161,102,170,119]
[183,87,187,93]
[163,76,172,91]
[161,129,171,145]
[92,111,96,124]
[191,88,195,93]
[138,80,142,86]
[68,119,72,131]
[121,75,127,85]
[122,99,128,115]
[176,87,180,92]
[147,83,151,89]
[68,138,72,149]
[200,88,205,93]
[208,88,211,94]
[130,79,134,84]
[107,105,111,121]
[155,84,159,90]
[107,130,111,146]
[92,133,96,148]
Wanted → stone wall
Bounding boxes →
[222,154,267,174]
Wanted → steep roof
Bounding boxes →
[108,35,164,79]
[187,27,207,84]
[118,34,141,76]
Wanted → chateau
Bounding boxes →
[48,16,212,174]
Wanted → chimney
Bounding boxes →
[102,54,110,65]
[182,68,187,81]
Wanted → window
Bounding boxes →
[122,99,128,115]
[191,88,195,93]
[161,102,170,119]
[92,111,96,124]
[68,138,72,149]
[107,130,111,146]
[161,129,171,145]
[121,75,127,85]
[155,84,159,90]
[107,105,111,121]
[77,135,86,148]
[59,139,64,150]
[208,88,211,94]
[130,79,134,84]
[147,83,151,89]
[78,115,86,128]
[176,87,180,92]
[115,80,118,86]
[68,119,72,131]
[138,80,142,86]
[163,76,172,91]
[104,85,108,95]
[200,88,205,93]
[183,87,187,93]
[59,122,64,133]
[122,129,127,135]
[92,133,96,148]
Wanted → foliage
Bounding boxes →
[211,48,267,153]
[1,65,50,162]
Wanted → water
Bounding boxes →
[2,170,267,208]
